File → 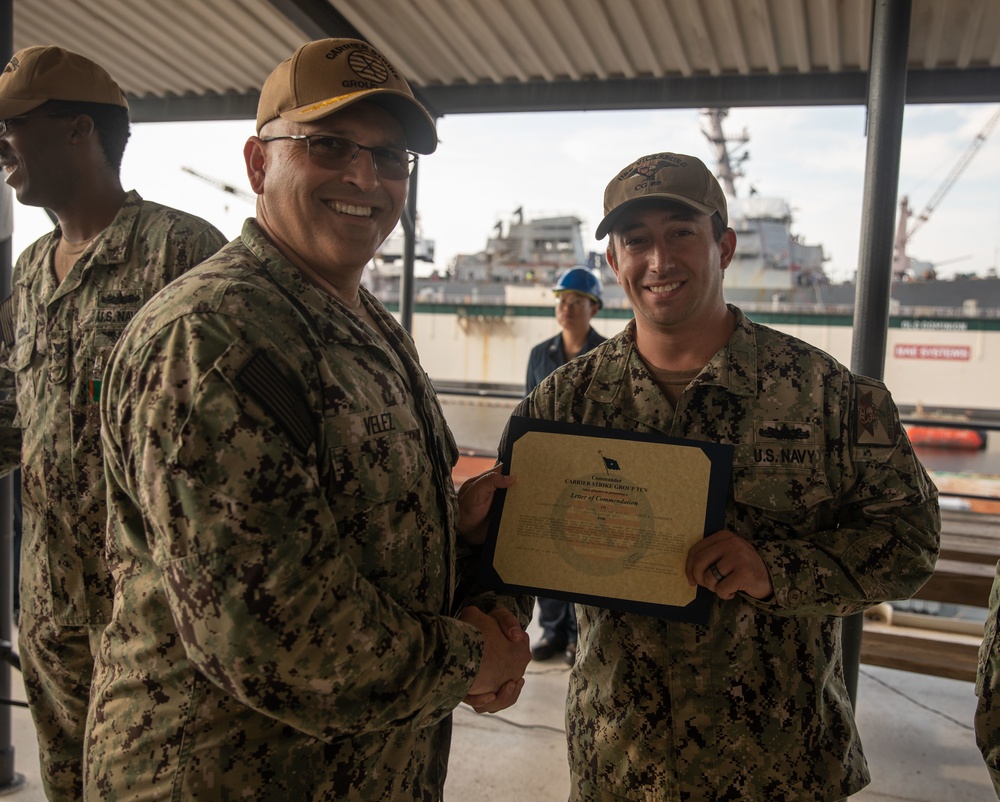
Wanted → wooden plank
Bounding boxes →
[940,509,1000,565]
[861,622,982,683]
[939,537,1000,565]
[941,509,1000,534]
[913,558,996,608]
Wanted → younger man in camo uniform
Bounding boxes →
[0,46,225,801]
[504,152,940,801]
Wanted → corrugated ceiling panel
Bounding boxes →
[943,0,1000,68]
[13,0,310,97]
[334,0,488,84]
[10,0,1000,110]
[526,1,593,80]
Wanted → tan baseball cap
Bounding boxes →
[595,152,728,239]
[257,38,437,154]
[0,46,128,118]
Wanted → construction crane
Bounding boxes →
[180,166,255,203]
[892,107,1000,279]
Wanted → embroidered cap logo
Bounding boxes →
[348,51,390,84]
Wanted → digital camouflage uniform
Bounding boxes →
[0,190,225,801]
[976,562,1000,795]
[86,219,531,801]
[513,309,940,802]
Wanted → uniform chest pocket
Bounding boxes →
[327,405,427,507]
[732,464,834,537]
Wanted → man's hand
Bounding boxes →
[456,464,515,545]
[460,606,530,714]
[686,529,773,601]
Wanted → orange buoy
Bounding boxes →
[905,425,987,450]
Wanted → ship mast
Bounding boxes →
[700,108,749,197]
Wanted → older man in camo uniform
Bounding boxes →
[0,46,225,801]
[84,39,531,801]
[503,152,940,801]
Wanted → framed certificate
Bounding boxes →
[481,416,734,624]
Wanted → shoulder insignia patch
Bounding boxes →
[236,351,314,454]
[855,383,897,447]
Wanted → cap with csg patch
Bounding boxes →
[256,38,437,154]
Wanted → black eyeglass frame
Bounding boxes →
[0,113,76,138]
[260,134,417,180]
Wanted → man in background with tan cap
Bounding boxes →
[0,45,225,801]
[501,151,939,800]
[85,38,531,801]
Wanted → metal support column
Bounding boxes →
[0,0,26,790]
[399,159,419,334]
[843,0,913,707]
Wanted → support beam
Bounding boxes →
[844,0,914,709]
[263,0,362,40]
[123,67,1000,124]
[0,0,25,791]
[399,160,420,334]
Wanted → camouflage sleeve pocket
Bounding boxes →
[8,330,35,427]
[7,325,33,371]
[166,338,317,508]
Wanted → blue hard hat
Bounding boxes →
[553,267,602,309]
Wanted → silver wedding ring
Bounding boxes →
[709,563,725,582]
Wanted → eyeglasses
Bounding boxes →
[0,113,73,138]
[260,134,417,180]
[556,295,592,309]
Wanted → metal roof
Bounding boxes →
[12,0,1000,123]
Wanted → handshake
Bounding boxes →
[458,605,531,715]
[455,465,532,714]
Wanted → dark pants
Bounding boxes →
[537,597,576,646]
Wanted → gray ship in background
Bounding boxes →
[372,107,1000,318]
[692,107,1000,317]
[362,110,1000,505]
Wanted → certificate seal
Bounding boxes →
[552,471,655,576]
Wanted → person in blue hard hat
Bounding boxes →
[524,266,606,665]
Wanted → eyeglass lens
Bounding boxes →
[306,136,412,179]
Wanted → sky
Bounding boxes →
[8,102,1000,283]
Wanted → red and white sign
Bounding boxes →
[894,344,971,361]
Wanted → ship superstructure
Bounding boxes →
[450,209,594,284]
[701,108,828,291]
